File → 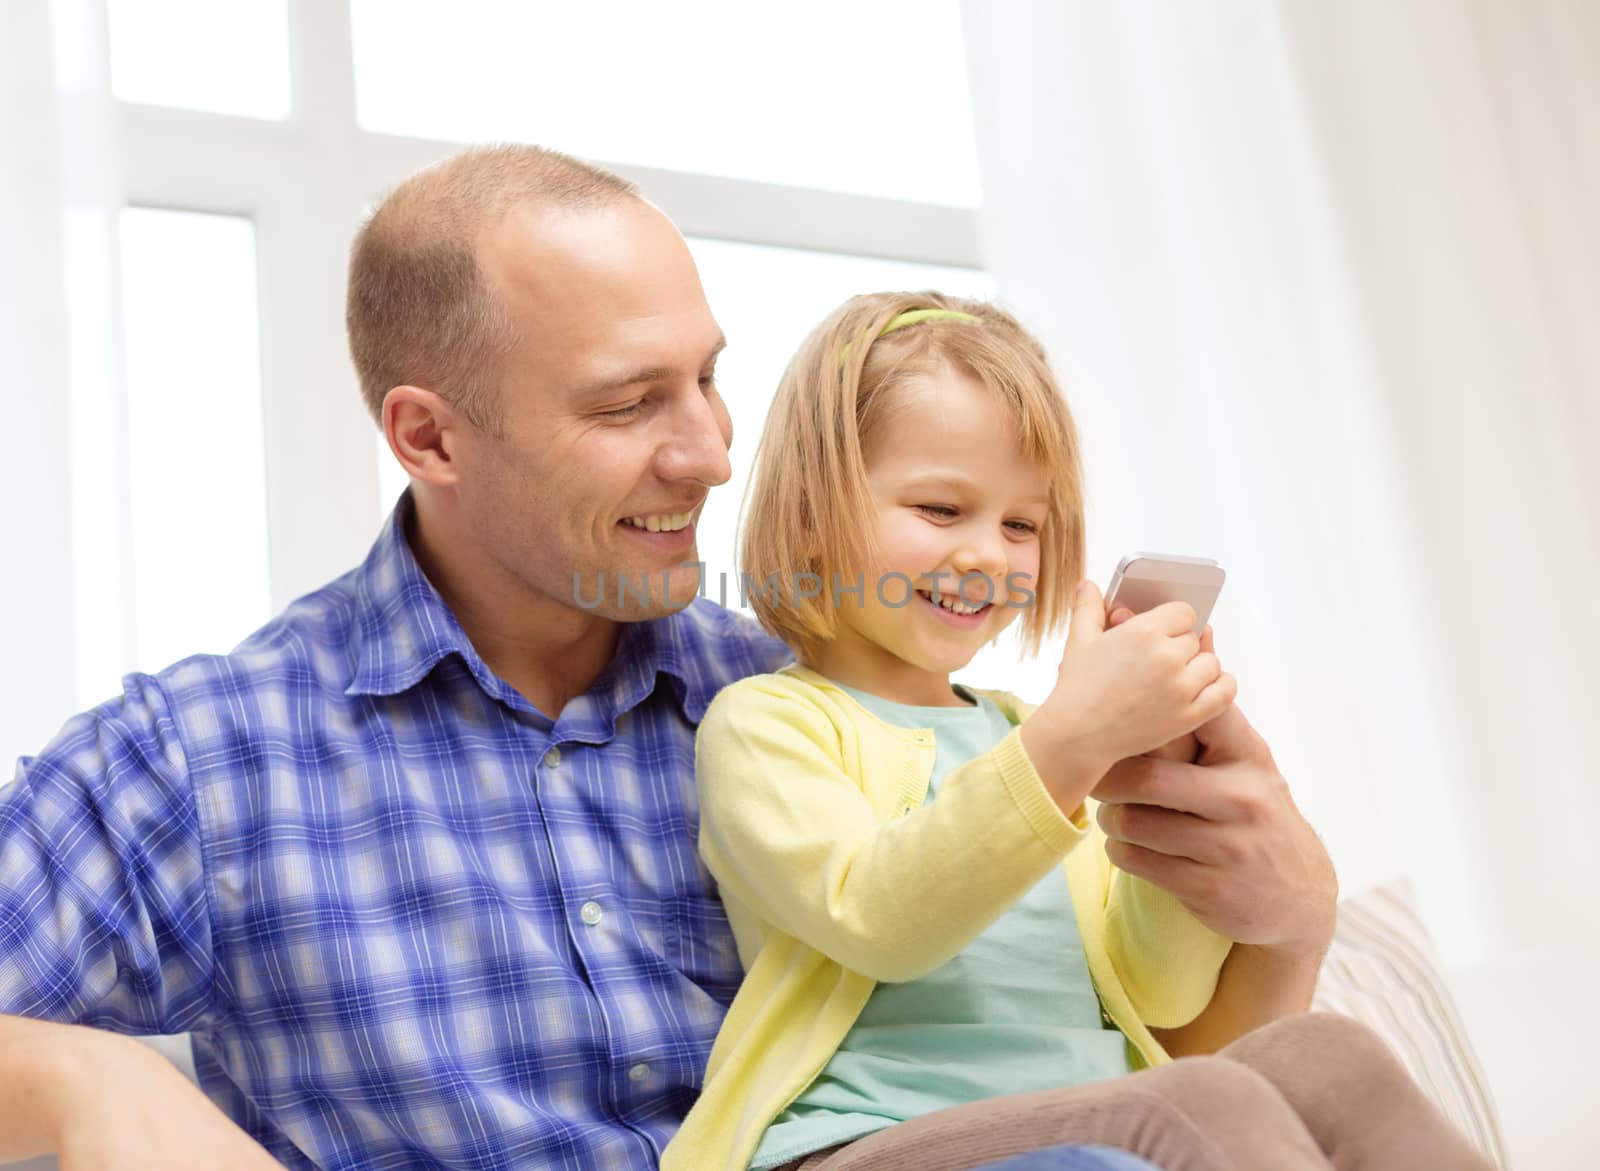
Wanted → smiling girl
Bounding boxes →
[661,293,1492,1171]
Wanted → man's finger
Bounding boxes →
[1093,755,1233,819]
[1097,801,1226,865]
[1192,702,1273,767]
[1101,837,1215,898]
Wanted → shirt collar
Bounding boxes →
[346,493,719,724]
[345,493,507,702]
[609,602,724,725]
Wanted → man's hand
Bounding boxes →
[40,1023,282,1170]
[1087,617,1338,1054]
[1091,680,1337,958]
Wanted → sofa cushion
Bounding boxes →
[1312,877,1510,1168]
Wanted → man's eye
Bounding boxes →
[699,372,718,389]
[600,400,646,420]
[916,505,957,518]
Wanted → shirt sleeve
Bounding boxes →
[0,672,217,1035]
[695,676,1089,984]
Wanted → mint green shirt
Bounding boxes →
[747,684,1134,1170]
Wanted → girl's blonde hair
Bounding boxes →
[740,290,1086,661]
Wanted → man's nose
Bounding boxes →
[657,388,732,487]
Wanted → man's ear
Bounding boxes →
[383,385,464,486]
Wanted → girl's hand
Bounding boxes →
[1021,582,1233,801]
[1109,608,1216,763]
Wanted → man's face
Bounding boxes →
[457,199,731,621]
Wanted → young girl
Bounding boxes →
[662,293,1492,1171]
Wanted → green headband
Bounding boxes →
[839,307,982,367]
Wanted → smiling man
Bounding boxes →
[362,171,740,713]
[0,145,1333,1171]
[0,146,788,1171]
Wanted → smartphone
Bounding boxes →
[1104,552,1225,638]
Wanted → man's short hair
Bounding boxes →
[347,144,638,433]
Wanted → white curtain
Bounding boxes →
[2,1,73,762]
[963,13,1600,1157]
[962,0,1599,971]
[1,0,126,766]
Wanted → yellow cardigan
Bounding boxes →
[661,666,1231,1171]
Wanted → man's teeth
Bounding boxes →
[919,589,987,616]
[622,513,692,533]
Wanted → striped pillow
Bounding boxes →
[1312,878,1509,1169]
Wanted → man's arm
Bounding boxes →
[0,1013,281,1168]
[0,1013,73,1162]
[1093,702,1339,1054]
[1,680,278,1166]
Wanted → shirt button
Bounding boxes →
[543,746,561,768]
[580,900,604,926]
[628,1063,651,1082]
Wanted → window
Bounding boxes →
[118,208,272,683]
[349,0,981,206]
[107,0,291,119]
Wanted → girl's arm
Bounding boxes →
[1102,864,1233,1028]
[1148,941,1324,1056]
[696,675,1098,983]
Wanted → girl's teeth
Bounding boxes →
[921,589,984,615]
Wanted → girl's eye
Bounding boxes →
[1006,519,1040,534]
[916,505,957,518]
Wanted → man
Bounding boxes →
[0,145,1336,1169]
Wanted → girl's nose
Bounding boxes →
[949,533,1008,587]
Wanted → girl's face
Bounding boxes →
[809,365,1050,706]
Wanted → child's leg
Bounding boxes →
[779,1148,1161,1171]
[1217,1012,1496,1171]
[776,1057,1332,1171]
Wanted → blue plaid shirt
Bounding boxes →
[0,499,790,1169]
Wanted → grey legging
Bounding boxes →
[774,1012,1494,1171]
